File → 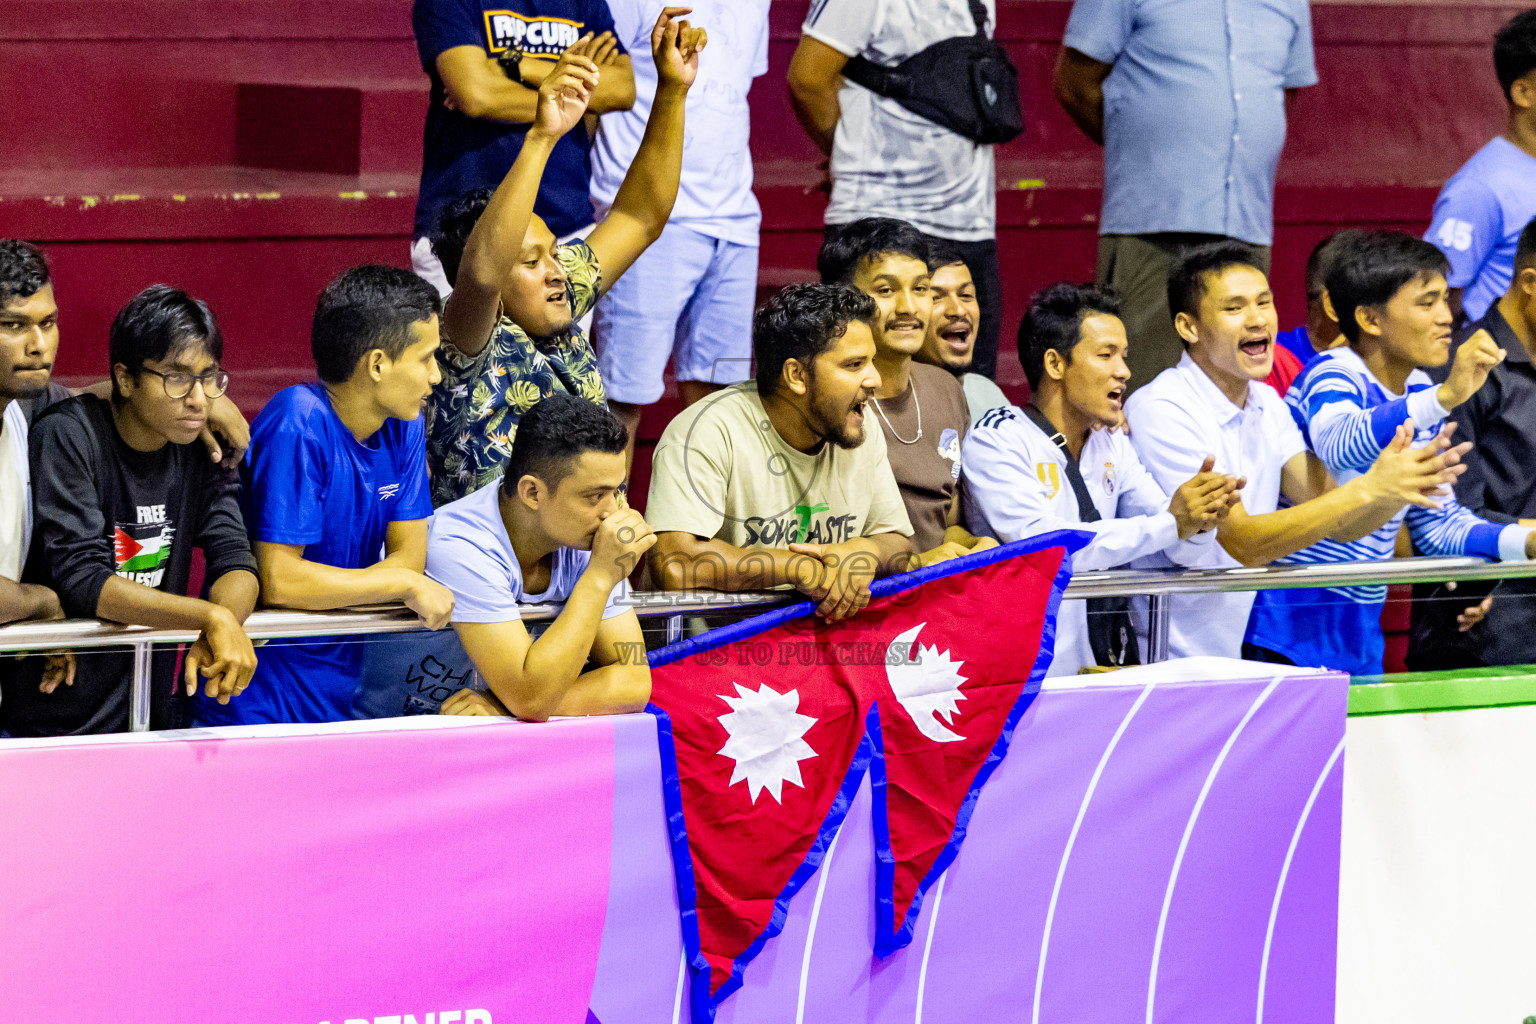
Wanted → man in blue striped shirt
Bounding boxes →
[1246,230,1536,674]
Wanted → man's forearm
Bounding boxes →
[258,557,421,611]
[788,82,839,156]
[608,82,686,237]
[208,570,259,625]
[491,574,615,719]
[1217,479,1394,567]
[650,536,818,592]
[549,662,649,717]
[0,578,58,624]
[96,575,226,630]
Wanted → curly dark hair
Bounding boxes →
[0,239,51,309]
[753,283,877,395]
[429,188,494,290]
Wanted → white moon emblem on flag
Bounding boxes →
[885,623,969,743]
[716,682,819,804]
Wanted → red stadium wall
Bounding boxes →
[0,0,1521,667]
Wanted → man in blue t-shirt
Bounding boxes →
[1425,10,1536,325]
[411,0,636,293]
[194,266,457,726]
[421,393,653,720]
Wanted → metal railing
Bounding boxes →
[3,555,1534,732]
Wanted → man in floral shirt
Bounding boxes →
[426,10,704,505]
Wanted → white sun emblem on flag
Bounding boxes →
[716,682,819,804]
[885,623,969,743]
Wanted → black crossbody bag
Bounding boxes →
[841,0,1025,146]
[1019,405,1141,669]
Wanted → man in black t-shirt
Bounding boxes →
[2,286,260,736]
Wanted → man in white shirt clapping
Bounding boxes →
[962,282,1240,675]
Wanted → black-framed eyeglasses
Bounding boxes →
[138,367,229,400]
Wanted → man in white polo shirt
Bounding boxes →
[1125,241,1476,658]
[962,282,1240,676]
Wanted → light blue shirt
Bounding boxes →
[1425,137,1536,322]
[1064,0,1316,244]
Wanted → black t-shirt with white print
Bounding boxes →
[1,395,256,736]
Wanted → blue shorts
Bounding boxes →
[592,222,756,404]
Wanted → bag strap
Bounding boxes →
[966,0,991,37]
[1019,405,1100,524]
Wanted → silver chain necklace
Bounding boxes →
[871,376,923,444]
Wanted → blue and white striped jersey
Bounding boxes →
[1245,346,1530,674]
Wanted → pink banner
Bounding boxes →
[0,719,615,1024]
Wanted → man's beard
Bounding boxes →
[808,389,866,450]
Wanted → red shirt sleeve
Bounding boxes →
[1262,344,1304,399]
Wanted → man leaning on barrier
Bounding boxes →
[646,283,916,622]
[416,393,652,720]
[194,266,456,728]
[961,282,1241,677]
[1,286,259,736]
[1125,242,1478,662]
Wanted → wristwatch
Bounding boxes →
[496,47,526,85]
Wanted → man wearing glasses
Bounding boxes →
[2,285,259,736]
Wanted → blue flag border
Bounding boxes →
[646,531,1089,1024]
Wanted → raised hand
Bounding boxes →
[531,47,599,141]
[1437,328,1506,409]
[652,7,707,90]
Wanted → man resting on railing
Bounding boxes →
[410,394,652,720]
[193,267,457,728]
[0,241,249,637]
[646,283,916,622]
[1,287,259,736]
[1245,230,1536,675]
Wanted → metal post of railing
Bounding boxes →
[666,614,684,645]
[1145,594,1170,663]
[129,641,153,732]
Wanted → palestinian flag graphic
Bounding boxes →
[114,523,174,581]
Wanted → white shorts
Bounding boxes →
[591,222,757,405]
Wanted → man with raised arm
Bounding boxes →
[411,0,636,292]
[646,283,915,622]
[420,393,652,720]
[194,266,456,727]
[2,286,258,735]
[1125,241,1475,661]
[818,218,996,565]
[962,283,1240,676]
[1245,230,1535,674]
[425,9,705,506]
